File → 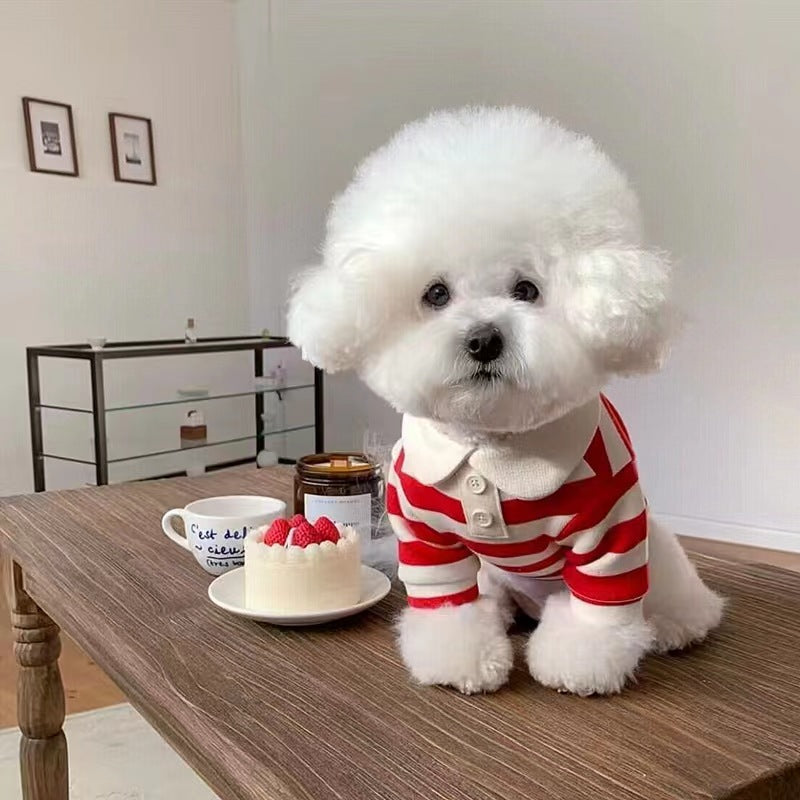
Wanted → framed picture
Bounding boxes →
[22,97,79,176]
[109,113,156,185]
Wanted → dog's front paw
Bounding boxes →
[526,593,654,696]
[397,597,513,694]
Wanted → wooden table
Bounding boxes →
[1,467,799,800]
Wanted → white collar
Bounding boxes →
[401,397,601,499]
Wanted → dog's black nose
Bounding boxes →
[466,324,504,363]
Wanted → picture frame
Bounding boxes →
[22,97,79,177]
[109,113,156,185]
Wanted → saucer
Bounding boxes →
[207,565,391,626]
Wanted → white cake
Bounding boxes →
[244,521,361,613]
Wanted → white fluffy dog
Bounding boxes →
[288,107,724,696]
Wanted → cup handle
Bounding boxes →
[161,509,191,551]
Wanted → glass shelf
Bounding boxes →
[42,424,315,465]
[38,383,314,415]
[31,336,291,360]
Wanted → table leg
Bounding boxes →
[6,560,69,800]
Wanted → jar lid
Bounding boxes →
[184,409,205,426]
[297,452,377,476]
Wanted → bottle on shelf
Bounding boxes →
[185,318,198,344]
[180,409,207,448]
[261,373,280,432]
[275,362,287,389]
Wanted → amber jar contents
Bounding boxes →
[294,453,382,544]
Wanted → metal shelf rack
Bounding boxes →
[26,336,324,491]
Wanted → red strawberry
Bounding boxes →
[263,518,290,545]
[289,514,306,527]
[314,516,340,543]
[291,521,322,548]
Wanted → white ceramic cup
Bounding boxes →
[161,495,285,576]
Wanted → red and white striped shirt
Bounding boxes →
[387,395,648,619]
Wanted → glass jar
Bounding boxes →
[294,453,382,545]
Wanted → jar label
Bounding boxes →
[304,492,372,544]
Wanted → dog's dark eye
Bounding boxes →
[511,279,540,303]
[422,282,451,309]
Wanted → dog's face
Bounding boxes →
[288,108,673,433]
[351,253,605,433]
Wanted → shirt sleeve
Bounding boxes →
[560,474,649,625]
[387,443,480,609]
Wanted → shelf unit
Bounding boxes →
[26,336,324,492]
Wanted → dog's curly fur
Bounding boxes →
[288,107,723,695]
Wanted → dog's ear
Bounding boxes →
[287,265,357,372]
[566,248,676,374]
[287,255,380,373]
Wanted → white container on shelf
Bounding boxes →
[257,450,279,468]
[184,318,198,343]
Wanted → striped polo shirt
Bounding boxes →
[386,395,648,617]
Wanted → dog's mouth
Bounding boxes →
[446,365,510,391]
[471,367,503,384]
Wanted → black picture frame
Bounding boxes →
[109,112,157,185]
[22,97,79,177]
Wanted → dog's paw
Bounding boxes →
[526,593,654,696]
[449,633,513,695]
[649,587,725,653]
[644,518,726,653]
[396,597,513,694]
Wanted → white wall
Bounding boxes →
[238,0,800,548]
[0,0,254,494]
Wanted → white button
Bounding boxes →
[466,474,486,494]
[472,510,493,528]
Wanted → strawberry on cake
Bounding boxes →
[244,515,361,613]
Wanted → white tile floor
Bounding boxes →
[0,704,219,800]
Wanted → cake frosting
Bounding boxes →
[244,516,361,613]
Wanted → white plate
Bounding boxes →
[207,565,391,626]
